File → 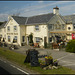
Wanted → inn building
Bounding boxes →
[0,6,75,47]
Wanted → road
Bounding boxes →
[0,66,10,74]
[0,59,29,75]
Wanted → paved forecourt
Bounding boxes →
[13,46,75,70]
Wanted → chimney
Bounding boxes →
[53,6,59,15]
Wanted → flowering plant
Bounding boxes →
[54,59,57,62]
[45,56,53,60]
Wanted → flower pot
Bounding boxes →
[45,59,53,66]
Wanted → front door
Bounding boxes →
[44,37,47,48]
[22,36,25,42]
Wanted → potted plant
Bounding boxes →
[45,56,53,66]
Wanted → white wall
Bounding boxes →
[20,25,26,44]
[0,27,6,41]
[66,24,73,40]
[26,25,48,46]
[6,16,21,46]
[67,24,73,31]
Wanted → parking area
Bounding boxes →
[7,45,75,70]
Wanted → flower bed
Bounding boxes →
[40,55,59,70]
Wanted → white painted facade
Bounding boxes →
[0,27,6,41]
[1,16,48,47]
[5,16,21,46]
[26,25,48,46]
[1,6,75,47]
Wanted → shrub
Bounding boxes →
[44,42,47,48]
[66,40,75,53]
[29,33,33,43]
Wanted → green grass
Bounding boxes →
[0,47,75,74]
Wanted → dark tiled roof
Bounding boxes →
[26,13,55,24]
[63,15,75,24]
[0,21,7,29]
[12,16,27,25]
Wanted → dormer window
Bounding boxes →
[35,25,39,31]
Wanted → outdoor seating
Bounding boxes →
[52,43,59,49]
[9,44,19,50]
[34,43,39,48]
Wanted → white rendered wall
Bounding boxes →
[26,25,48,46]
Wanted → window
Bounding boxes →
[14,26,17,31]
[13,36,17,43]
[73,24,75,30]
[7,26,10,31]
[35,37,40,43]
[62,24,65,29]
[48,24,53,30]
[8,36,10,42]
[35,25,39,31]
[22,36,25,42]
[68,27,71,30]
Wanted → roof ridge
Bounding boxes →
[12,16,27,18]
[28,13,53,18]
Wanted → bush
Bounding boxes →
[66,40,75,53]
[29,33,33,43]
[44,42,47,48]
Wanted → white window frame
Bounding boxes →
[35,25,39,31]
[14,26,17,31]
[35,37,40,43]
[7,26,10,31]
[13,36,17,43]
[8,36,10,42]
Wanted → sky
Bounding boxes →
[0,1,75,22]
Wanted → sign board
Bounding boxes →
[30,50,39,66]
[72,33,75,39]
[24,49,39,67]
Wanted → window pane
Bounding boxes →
[7,26,10,31]
[13,36,17,43]
[22,36,25,42]
[35,25,39,30]
[73,25,75,29]
[35,37,40,43]
[8,36,10,42]
[14,26,17,31]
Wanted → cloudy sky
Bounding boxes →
[0,1,75,22]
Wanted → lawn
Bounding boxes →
[0,47,75,74]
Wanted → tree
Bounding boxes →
[0,22,4,26]
[29,33,33,44]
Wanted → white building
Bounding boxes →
[1,6,75,47]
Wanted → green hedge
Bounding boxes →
[66,40,75,53]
